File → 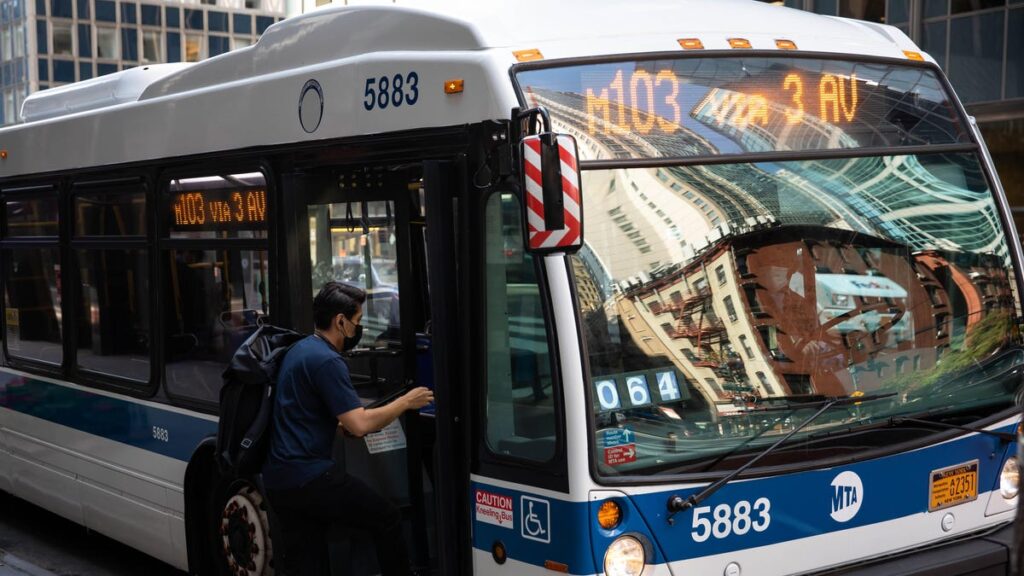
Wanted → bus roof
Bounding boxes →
[5,0,931,176]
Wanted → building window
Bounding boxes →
[52,21,72,55]
[166,30,179,61]
[52,58,73,81]
[78,61,91,80]
[95,0,115,21]
[35,19,45,53]
[208,34,227,56]
[121,28,137,61]
[140,3,159,25]
[37,57,47,81]
[120,1,135,23]
[231,35,250,50]
[1010,9,1023,99]
[207,10,226,31]
[740,335,754,359]
[232,12,250,34]
[949,11,1004,103]
[97,62,116,76]
[141,29,159,62]
[715,264,726,285]
[164,5,179,27]
[77,23,91,57]
[723,295,738,322]
[96,26,117,58]
[756,372,775,395]
[184,33,201,61]
[49,0,71,18]
[255,15,272,34]
[183,8,201,29]
[244,0,259,9]
[76,0,88,19]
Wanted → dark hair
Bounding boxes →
[313,281,366,330]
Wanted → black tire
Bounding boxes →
[211,478,276,576]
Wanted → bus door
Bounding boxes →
[288,163,442,574]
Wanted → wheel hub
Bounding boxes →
[220,487,271,576]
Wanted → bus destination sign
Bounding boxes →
[170,188,267,231]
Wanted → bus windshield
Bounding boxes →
[517,58,1023,477]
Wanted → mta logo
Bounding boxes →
[829,471,863,523]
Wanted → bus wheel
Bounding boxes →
[219,482,274,576]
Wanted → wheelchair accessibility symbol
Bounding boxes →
[520,496,551,543]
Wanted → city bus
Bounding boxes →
[0,0,1020,574]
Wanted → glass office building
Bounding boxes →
[759,0,1024,234]
[0,0,285,124]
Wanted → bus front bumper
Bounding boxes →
[823,522,1013,575]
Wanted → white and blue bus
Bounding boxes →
[0,1,1021,574]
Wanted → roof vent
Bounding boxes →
[21,63,192,123]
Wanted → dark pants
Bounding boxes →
[268,471,411,576]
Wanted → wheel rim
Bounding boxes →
[220,485,273,576]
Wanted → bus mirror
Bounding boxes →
[519,132,583,254]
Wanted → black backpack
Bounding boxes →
[216,324,305,476]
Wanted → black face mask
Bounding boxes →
[342,321,363,352]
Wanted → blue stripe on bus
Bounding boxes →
[472,422,1017,574]
[0,370,217,462]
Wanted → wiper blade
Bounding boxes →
[665,392,896,525]
[888,415,1014,442]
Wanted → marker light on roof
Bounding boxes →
[514,49,544,62]
[444,79,464,94]
[904,50,925,61]
[775,39,798,50]
[728,38,753,49]
[677,38,704,50]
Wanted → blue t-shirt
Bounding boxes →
[262,335,362,490]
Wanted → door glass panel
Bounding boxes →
[308,200,400,346]
[484,192,556,463]
[4,248,62,364]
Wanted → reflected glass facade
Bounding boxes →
[758,0,1024,238]
[0,0,284,124]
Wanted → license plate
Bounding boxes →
[929,460,979,511]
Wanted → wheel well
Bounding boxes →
[184,438,220,576]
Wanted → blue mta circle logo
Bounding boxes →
[830,471,863,522]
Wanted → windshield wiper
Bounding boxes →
[665,392,896,525]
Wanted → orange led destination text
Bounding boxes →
[172,189,267,227]
[584,70,860,136]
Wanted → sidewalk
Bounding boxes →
[0,551,58,576]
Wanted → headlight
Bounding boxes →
[603,535,645,576]
[1000,457,1019,499]
[832,293,850,307]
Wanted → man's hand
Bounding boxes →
[401,387,434,411]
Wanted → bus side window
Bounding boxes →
[162,172,270,405]
[483,192,556,463]
[72,184,150,382]
[2,191,62,365]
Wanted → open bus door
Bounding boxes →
[281,157,468,575]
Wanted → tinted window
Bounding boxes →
[5,248,62,364]
[140,4,158,25]
[232,13,250,34]
[6,195,58,236]
[484,192,556,463]
[74,189,145,236]
[74,249,150,381]
[163,248,269,402]
[94,0,114,21]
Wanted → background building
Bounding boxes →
[757,0,1024,234]
[0,0,285,124]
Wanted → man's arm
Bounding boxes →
[337,386,434,437]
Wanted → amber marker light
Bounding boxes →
[514,48,544,62]
[728,38,753,49]
[0,150,7,160]
[544,560,570,573]
[444,79,464,94]
[904,50,925,61]
[775,39,798,50]
[597,499,623,530]
[677,38,704,50]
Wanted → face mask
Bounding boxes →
[342,319,363,352]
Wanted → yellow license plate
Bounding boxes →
[929,460,979,511]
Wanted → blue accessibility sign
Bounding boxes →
[601,428,634,448]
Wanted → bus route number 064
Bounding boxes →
[363,72,420,111]
[691,498,771,542]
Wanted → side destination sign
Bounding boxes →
[475,489,514,529]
